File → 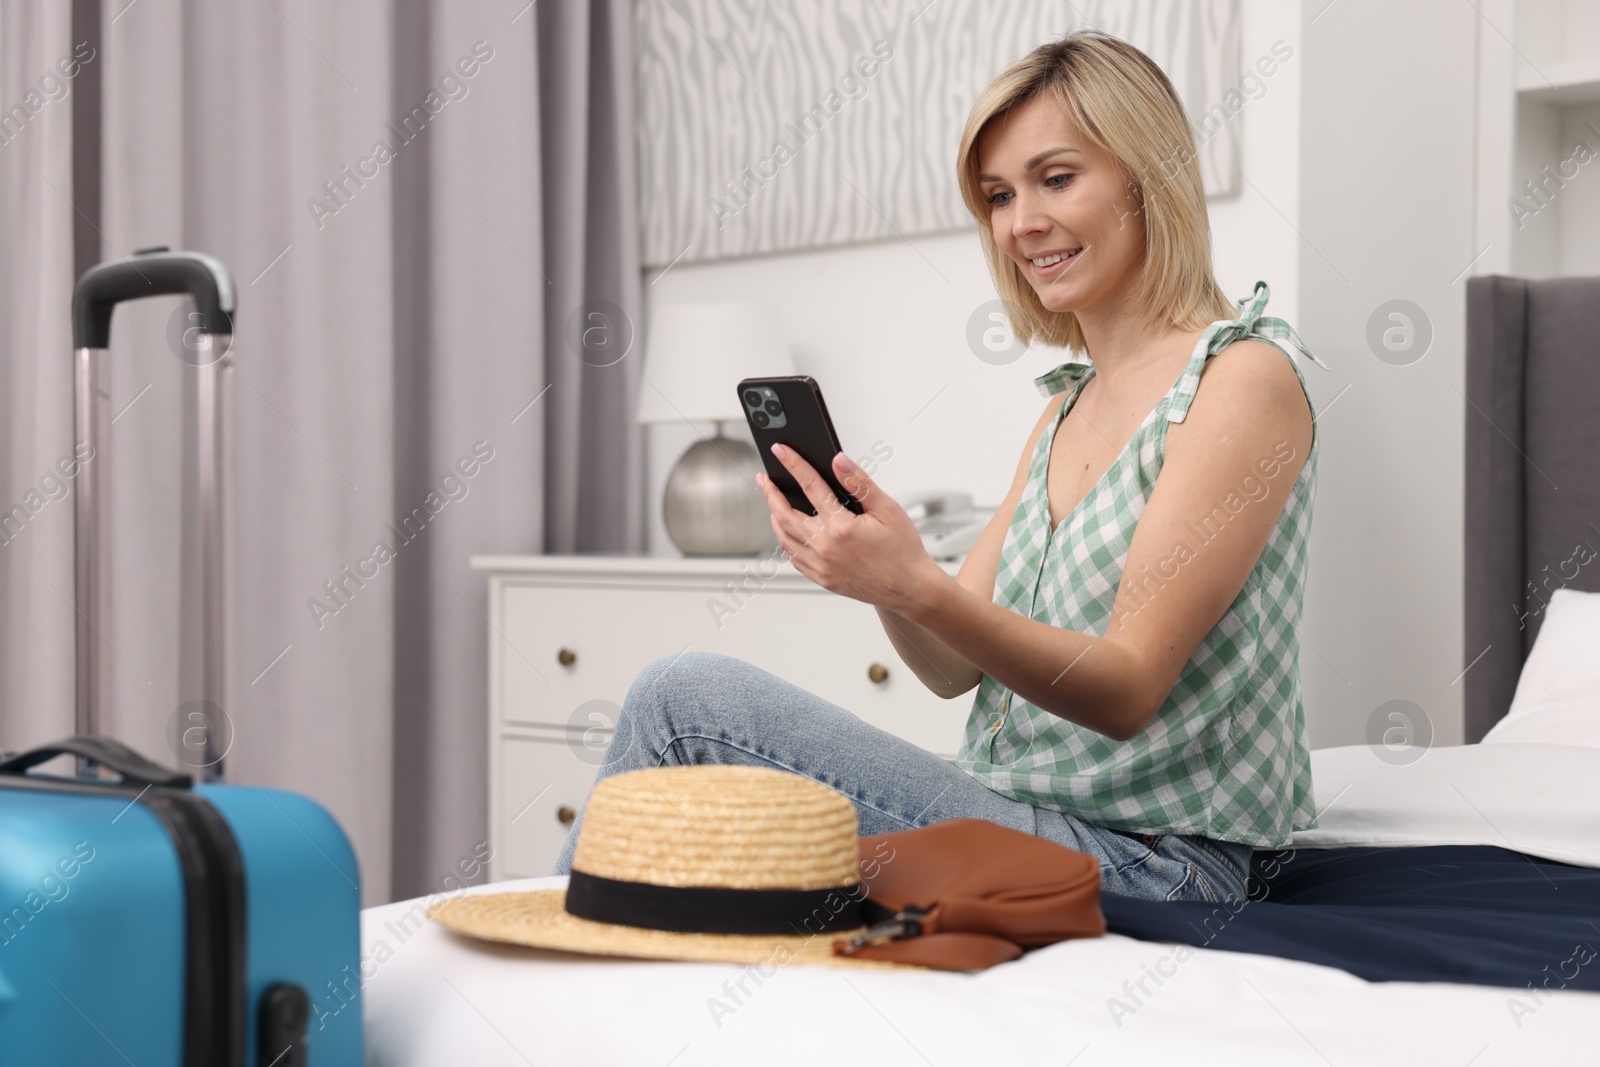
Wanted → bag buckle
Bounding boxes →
[835,905,931,955]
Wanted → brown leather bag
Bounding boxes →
[831,818,1106,971]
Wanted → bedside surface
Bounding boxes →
[470,553,964,576]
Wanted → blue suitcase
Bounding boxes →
[0,737,363,1065]
[0,251,362,1066]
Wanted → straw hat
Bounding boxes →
[428,765,919,970]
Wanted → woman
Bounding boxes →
[554,30,1328,904]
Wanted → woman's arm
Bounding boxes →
[873,605,975,698]
[891,341,1313,740]
[872,393,1069,699]
[762,339,1311,742]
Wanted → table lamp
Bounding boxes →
[638,302,795,556]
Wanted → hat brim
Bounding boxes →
[428,889,923,971]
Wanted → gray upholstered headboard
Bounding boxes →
[1464,275,1600,742]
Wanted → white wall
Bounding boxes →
[640,0,1490,752]
[1293,1,1481,748]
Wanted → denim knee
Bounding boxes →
[631,650,749,711]
[633,649,741,687]
[621,651,749,736]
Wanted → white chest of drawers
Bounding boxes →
[470,554,969,880]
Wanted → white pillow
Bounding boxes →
[1481,587,1600,748]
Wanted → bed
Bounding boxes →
[360,275,1600,1065]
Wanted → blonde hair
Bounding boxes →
[956,30,1234,353]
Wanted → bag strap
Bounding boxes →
[835,929,1023,970]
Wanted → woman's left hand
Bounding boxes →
[757,443,942,614]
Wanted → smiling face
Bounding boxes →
[976,92,1146,320]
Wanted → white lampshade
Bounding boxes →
[636,302,795,424]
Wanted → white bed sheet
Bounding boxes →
[361,882,1598,1067]
[1289,743,1600,866]
[361,741,1600,1066]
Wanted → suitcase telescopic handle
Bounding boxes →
[71,248,238,779]
[71,246,235,349]
[0,736,193,789]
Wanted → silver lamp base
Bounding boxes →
[663,432,776,556]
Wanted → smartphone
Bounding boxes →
[737,376,864,516]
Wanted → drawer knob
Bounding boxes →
[557,648,577,667]
[556,805,576,826]
[867,662,889,685]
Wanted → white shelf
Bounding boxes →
[1479,0,1600,278]
[469,553,961,578]
[1517,57,1600,104]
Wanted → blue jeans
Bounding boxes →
[552,651,1253,904]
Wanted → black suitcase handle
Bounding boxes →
[0,736,193,788]
[71,246,235,349]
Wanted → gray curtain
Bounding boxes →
[0,3,80,766]
[0,0,643,905]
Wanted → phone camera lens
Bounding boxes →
[743,390,762,408]
[751,410,770,428]
[764,399,782,416]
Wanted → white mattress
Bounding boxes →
[361,740,1600,1066]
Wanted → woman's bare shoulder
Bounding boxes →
[1180,338,1313,462]
[1197,339,1311,417]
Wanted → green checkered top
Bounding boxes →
[951,280,1331,847]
